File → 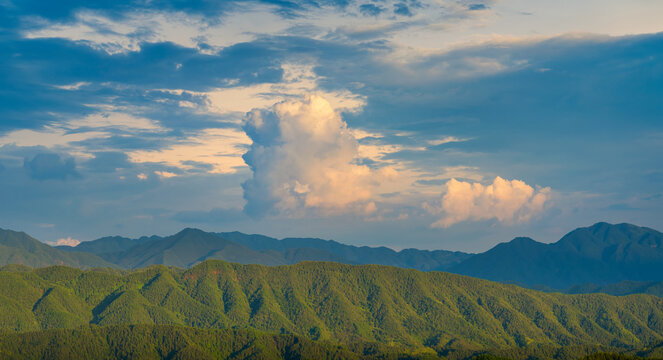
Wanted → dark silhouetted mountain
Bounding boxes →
[218,231,472,271]
[0,228,115,268]
[450,222,663,289]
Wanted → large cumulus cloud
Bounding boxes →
[426,177,551,228]
[242,95,392,218]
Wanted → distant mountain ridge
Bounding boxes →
[217,231,472,271]
[8,222,663,292]
[450,222,663,289]
[58,228,472,271]
[59,235,162,254]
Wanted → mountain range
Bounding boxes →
[1,260,663,359]
[2,223,663,358]
[450,222,663,289]
[2,222,663,292]
[57,228,472,271]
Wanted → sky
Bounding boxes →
[0,0,662,252]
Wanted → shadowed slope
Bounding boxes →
[451,223,663,289]
[219,231,472,270]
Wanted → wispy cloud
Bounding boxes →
[128,128,251,174]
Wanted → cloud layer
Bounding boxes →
[427,177,551,228]
[242,95,390,218]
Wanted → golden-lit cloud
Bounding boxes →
[242,95,395,217]
[425,176,551,228]
[154,171,178,178]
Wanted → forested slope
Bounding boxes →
[1,260,663,358]
[0,229,114,269]
[0,325,421,360]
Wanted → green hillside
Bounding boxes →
[3,325,659,360]
[0,324,421,360]
[0,229,115,269]
[1,260,663,358]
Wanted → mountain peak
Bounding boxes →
[492,237,543,251]
[587,221,613,230]
[174,228,207,237]
[509,237,538,244]
[586,221,643,233]
[559,222,662,248]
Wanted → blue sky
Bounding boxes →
[0,0,661,251]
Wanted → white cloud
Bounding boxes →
[67,111,164,131]
[47,237,81,247]
[0,126,108,148]
[21,0,501,56]
[242,95,395,217]
[425,176,551,228]
[0,111,162,150]
[23,6,290,55]
[54,82,91,90]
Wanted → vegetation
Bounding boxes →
[0,324,423,359]
[0,260,663,358]
[0,229,115,269]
